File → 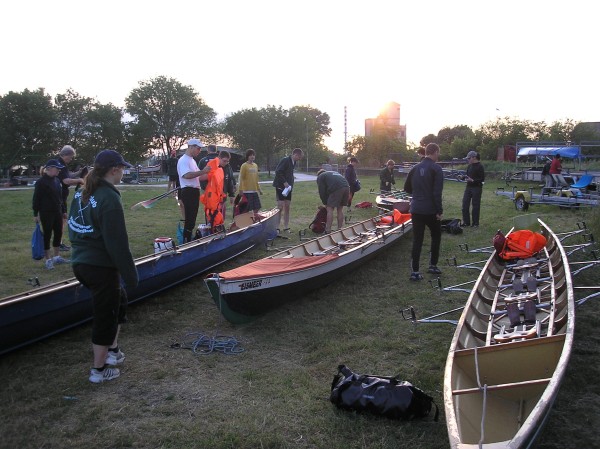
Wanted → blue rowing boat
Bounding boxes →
[0,209,279,355]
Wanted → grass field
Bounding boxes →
[0,174,599,449]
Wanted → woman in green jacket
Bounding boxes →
[68,150,139,383]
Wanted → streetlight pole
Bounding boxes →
[304,117,309,172]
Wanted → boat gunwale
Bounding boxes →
[0,208,280,307]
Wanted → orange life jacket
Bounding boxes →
[200,158,226,227]
[379,210,411,225]
[496,230,547,261]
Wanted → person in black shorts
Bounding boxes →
[272,148,303,233]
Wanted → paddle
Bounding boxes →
[131,188,179,210]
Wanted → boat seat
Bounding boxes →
[452,377,552,396]
[493,322,539,343]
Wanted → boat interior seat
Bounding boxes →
[493,321,540,343]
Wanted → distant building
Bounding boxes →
[365,102,406,141]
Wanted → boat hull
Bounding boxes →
[0,209,279,355]
[443,219,575,448]
[206,218,412,324]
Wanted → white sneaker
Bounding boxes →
[89,366,120,383]
[45,259,54,270]
[105,349,125,365]
[53,256,70,265]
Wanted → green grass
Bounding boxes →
[1,175,599,448]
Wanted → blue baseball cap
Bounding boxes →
[44,159,65,169]
[94,150,133,168]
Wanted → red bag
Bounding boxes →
[309,206,328,233]
[355,201,373,209]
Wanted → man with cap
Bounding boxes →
[68,149,138,383]
[461,150,485,228]
[177,139,211,243]
[56,145,86,251]
[32,159,70,270]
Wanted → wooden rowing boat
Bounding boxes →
[204,213,412,324]
[0,209,279,356]
[443,219,575,448]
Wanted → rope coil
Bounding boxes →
[172,332,245,355]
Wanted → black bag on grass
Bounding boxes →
[441,218,463,235]
[330,365,438,421]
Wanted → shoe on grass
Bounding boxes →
[45,259,54,270]
[105,349,125,365]
[59,243,71,251]
[53,256,70,265]
[89,366,120,383]
[409,272,424,281]
[428,265,442,275]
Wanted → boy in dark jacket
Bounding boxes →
[403,143,444,281]
[272,148,303,232]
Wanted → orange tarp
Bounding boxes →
[215,254,339,280]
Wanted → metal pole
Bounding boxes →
[305,118,309,172]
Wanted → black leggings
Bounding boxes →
[73,264,128,346]
[39,210,63,250]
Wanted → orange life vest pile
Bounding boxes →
[493,229,547,261]
[200,158,226,229]
[378,209,411,225]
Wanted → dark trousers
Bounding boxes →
[411,213,442,272]
[462,186,482,226]
[73,264,128,346]
[180,187,200,242]
[39,210,63,250]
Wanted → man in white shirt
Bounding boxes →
[177,139,211,242]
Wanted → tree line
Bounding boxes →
[0,76,336,176]
[1,75,599,177]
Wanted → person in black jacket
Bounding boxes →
[33,159,70,270]
[222,161,236,220]
[403,143,444,281]
[461,151,485,227]
[379,159,396,193]
[344,157,359,211]
[272,148,303,232]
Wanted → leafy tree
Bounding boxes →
[0,88,56,175]
[125,76,217,158]
[353,130,409,167]
[224,106,290,173]
[86,103,128,162]
[54,89,95,152]
[420,134,438,148]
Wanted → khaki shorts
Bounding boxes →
[327,187,350,207]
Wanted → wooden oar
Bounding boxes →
[131,188,179,210]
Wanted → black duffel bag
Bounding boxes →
[330,365,438,421]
